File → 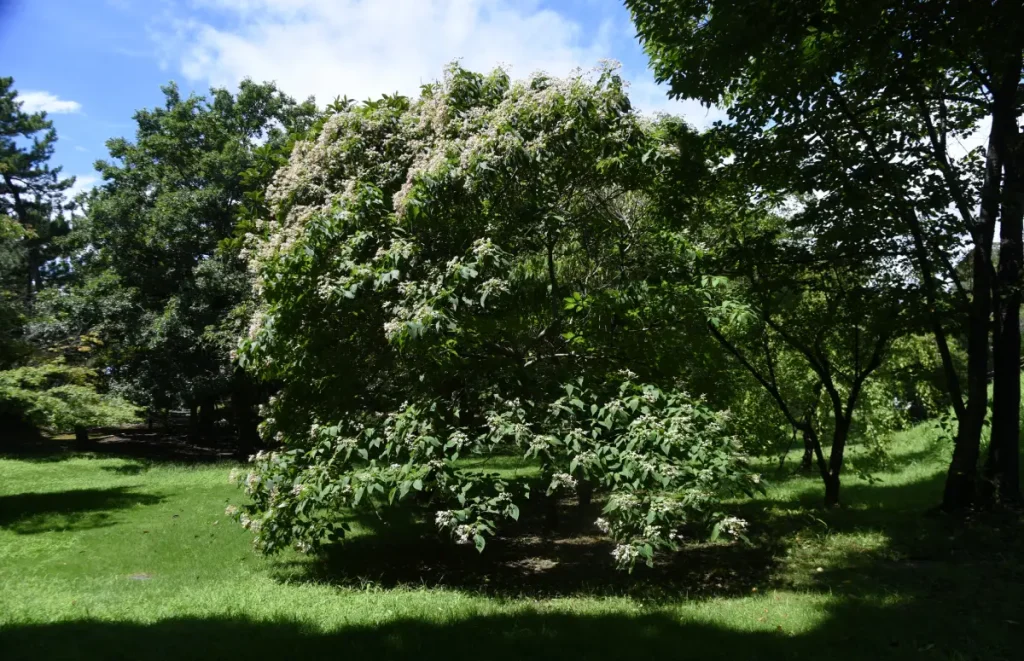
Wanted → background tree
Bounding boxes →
[0,77,74,304]
[698,209,907,505]
[40,80,318,447]
[0,78,137,441]
[628,0,1024,508]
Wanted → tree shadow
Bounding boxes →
[1,427,240,465]
[1,589,1021,661]
[271,497,780,600]
[276,464,1023,607]
[0,487,164,534]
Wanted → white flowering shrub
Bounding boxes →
[231,63,756,570]
[524,377,761,568]
[227,377,758,570]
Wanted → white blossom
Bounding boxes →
[719,516,748,536]
[551,472,578,491]
[435,510,457,530]
[612,544,639,565]
[454,524,474,545]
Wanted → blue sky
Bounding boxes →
[0,0,723,195]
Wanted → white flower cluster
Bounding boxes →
[551,472,578,491]
[435,510,457,530]
[719,516,748,537]
[224,505,239,517]
[611,544,639,565]
[454,524,474,545]
[595,517,611,534]
[447,430,469,448]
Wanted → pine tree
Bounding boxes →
[0,77,75,302]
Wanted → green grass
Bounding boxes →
[1,426,1022,660]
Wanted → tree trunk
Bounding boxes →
[198,397,217,439]
[824,473,841,508]
[544,491,559,531]
[74,425,91,450]
[187,404,199,440]
[942,116,1001,510]
[231,383,260,459]
[577,479,593,510]
[801,430,815,472]
[822,418,851,507]
[989,125,1023,505]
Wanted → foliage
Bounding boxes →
[229,376,758,569]
[0,362,139,432]
[627,0,1024,507]
[0,76,75,302]
[44,80,319,419]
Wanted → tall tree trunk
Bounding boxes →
[198,396,218,439]
[942,123,1001,510]
[231,380,260,459]
[989,124,1023,505]
[187,403,199,441]
[74,425,91,450]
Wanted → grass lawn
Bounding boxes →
[1,425,1022,660]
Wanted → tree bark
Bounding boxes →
[577,479,594,510]
[942,119,1001,510]
[801,433,815,472]
[822,417,851,507]
[187,403,199,440]
[74,425,91,450]
[198,396,218,439]
[231,382,260,459]
[989,123,1023,505]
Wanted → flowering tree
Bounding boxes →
[232,64,759,569]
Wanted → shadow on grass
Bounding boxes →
[2,590,1022,661]
[1,427,241,465]
[0,487,164,534]
[281,520,777,600]
[277,464,1023,606]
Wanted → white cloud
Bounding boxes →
[626,79,728,129]
[68,175,99,199]
[74,145,89,152]
[154,0,720,127]
[18,91,82,114]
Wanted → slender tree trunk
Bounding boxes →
[801,431,815,472]
[187,403,199,440]
[942,124,1001,510]
[231,381,260,459]
[989,127,1023,505]
[198,396,217,439]
[577,479,593,510]
[823,418,851,507]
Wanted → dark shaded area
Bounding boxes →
[276,466,1022,609]
[1,426,241,464]
[277,500,779,600]
[0,487,164,534]
[2,589,1022,661]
